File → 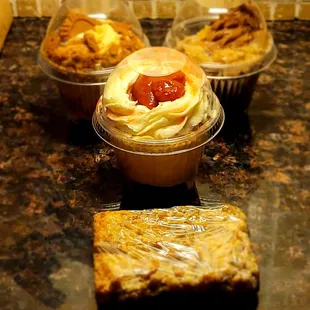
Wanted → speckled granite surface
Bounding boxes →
[0,18,309,310]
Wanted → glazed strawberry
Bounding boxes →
[131,71,186,109]
[131,76,157,109]
[152,79,185,103]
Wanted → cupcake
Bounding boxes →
[38,0,148,121]
[165,0,277,113]
[93,47,224,187]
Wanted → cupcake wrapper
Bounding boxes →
[114,146,204,187]
[209,73,260,113]
[57,82,105,121]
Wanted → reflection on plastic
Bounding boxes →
[127,47,187,77]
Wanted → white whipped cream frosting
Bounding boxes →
[102,62,216,140]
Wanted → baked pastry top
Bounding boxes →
[41,10,145,72]
[93,204,259,303]
[176,3,270,65]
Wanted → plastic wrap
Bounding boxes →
[93,203,259,303]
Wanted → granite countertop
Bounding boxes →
[0,18,309,310]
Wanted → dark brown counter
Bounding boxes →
[0,18,309,310]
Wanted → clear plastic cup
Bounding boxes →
[38,0,149,121]
[165,0,277,113]
[93,47,224,187]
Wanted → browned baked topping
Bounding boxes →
[58,11,101,41]
[93,205,259,303]
[84,32,100,52]
[176,3,269,65]
[41,11,145,72]
[199,4,261,51]
[211,4,260,31]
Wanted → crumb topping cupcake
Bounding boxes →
[41,10,145,73]
[176,3,271,68]
[38,0,148,121]
[165,0,276,113]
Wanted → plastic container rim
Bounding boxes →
[38,53,111,86]
[92,104,225,156]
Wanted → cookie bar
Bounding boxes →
[93,205,259,305]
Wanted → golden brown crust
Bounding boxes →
[93,205,259,304]
[176,3,270,66]
[198,3,262,51]
[41,11,145,72]
[58,11,101,41]
[84,32,100,53]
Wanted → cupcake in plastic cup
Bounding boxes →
[93,47,224,187]
[38,0,149,121]
[165,0,277,113]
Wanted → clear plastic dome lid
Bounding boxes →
[165,0,276,77]
[38,0,149,84]
[93,47,224,148]
[108,46,205,80]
